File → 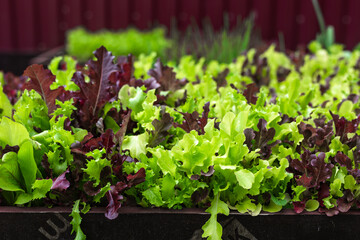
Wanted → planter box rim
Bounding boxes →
[1,206,359,216]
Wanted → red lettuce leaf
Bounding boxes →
[126,168,146,187]
[105,168,145,220]
[191,188,209,204]
[213,68,229,89]
[23,64,68,114]
[51,170,70,191]
[173,102,210,135]
[114,110,132,148]
[83,181,101,196]
[244,119,280,159]
[111,154,133,179]
[71,129,115,156]
[110,54,160,91]
[2,72,27,104]
[148,108,173,148]
[241,55,270,86]
[293,201,306,214]
[105,185,124,220]
[337,190,354,213]
[243,83,259,105]
[287,150,334,189]
[148,59,186,92]
[73,46,119,127]
[334,151,352,170]
[330,111,360,146]
[298,119,333,151]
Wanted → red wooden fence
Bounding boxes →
[0,0,358,52]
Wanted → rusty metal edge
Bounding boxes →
[29,46,65,65]
[1,206,360,216]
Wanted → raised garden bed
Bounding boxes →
[1,207,359,240]
[1,42,360,239]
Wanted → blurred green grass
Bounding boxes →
[66,13,259,63]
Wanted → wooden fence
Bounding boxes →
[0,0,359,52]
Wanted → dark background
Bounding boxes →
[0,0,358,53]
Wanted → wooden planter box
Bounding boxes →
[0,207,358,240]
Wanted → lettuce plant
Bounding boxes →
[1,44,360,240]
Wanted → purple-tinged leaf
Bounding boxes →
[330,111,360,145]
[243,83,259,105]
[245,119,280,159]
[191,188,209,204]
[241,56,270,86]
[337,190,354,213]
[279,114,296,125]
[148,109,173,148]
[190,166,215,181]
[334,152,352,170]
[105,186,124,220]
[173,102,210,135]
[244,128,256,149]
[51,170,70,191]
[318,183,330,208]
[126,168,146,187]
[99,129,115,155]
[83,181,101,196]
[148,59,186,92]
[71,129,115,156]
[276,66,290,83]
[110,54,159,91]
[201,165,215,177]
[286,157,306,176]
[293,201,306,214]
[298,120,333,150]
[319,74,333,95]
[287,150,333,189]
[73,46,119,127]
[117,54,134,84]
[111,154,131,179]
[350,169,360,183]
[2,72,27,104]
[296,174,313,188]
[309,152,333,187]
[319,207,339,216]
[23,64,68,114]
[213,68,229,89]
[115,110,131,149]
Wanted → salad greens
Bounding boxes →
[66,28,171,61]
[1,44,360,239]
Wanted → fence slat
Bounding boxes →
[132,0,153,29]
[0,0,12,51]
[346,0,360,49]
[204,0,224,30]
[84,0,105,31]
[297,0,318,47]
[38,0,59,50]
[323,0,344,44]
[62,0,82,30]
[228,0,251,28]
[109,0,129,30]
[276,0,297,49]
[155,0,176,28]
[178,0,201,30]
[253,0,275,41]
[13,0,36,51]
